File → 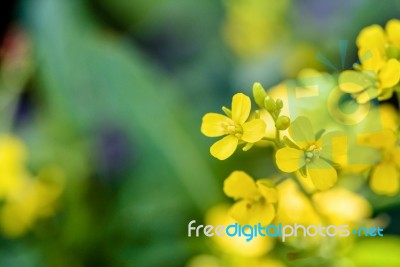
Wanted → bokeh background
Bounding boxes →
[1,0,400,266]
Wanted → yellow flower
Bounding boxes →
[0,167,64,238]
[312,188,372,226]
[358,130,400,196]
[339,59,400,103]
[357,19,400,54]
[340,19,400,103]
[223,171,278,225]
[0,135,64,237]
[0,136,28,200]
[205,204,275,257]
[275,116,345,190]
[201,93,266,160]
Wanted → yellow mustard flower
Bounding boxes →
[0,172,63,238]
[0,135,64,237]
[0,136,28,200]
[223,171,278,225]
[275,116,345,190]
[356,19,400,55]
[358,129,400,196]
[339,58,400,103]
[201,93,266,160]
[339,19,400,103]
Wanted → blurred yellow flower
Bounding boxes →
[312,188,372,226]
[275,116,344,190]
[0,168,64,238]
[201,93,266,160]
[223,171,277,225]
[0,135,64,237]
[205,204,275,258]
[0,136,28,200]
[222,0,289,58]
[358,129,400,196]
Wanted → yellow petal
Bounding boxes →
[256,181,278,204]
[210,135,238,160]
[231,93,251,124]
[201,113,233,137]
[358,47,384,72]
[354,87,379,104]
[307,158,337,190]
[370,163,399,196]
[356,24,386,54]
[379,59,400,88]
[275,147,305,173]
[358,129,397,150]
[393,148,400,168]
[223,171,259,200]
[230,200,275,225]
[380,104,399,131]
[241,119,266,143]
[386,19,400,47]
[338,70,372,93]
[289,116,315,145]
[320,132,348,166]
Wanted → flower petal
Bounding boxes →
[338,70,373,93]
[223,171,259,200]
[256,180,278,204]
[379,59,400,88]
[289,116,315,144]
[320,131,347,166]
[230,200,275,225]
[393,148,400,168]
[275,147,305,173]
[355,87,379,104]
[356,24,386,55]
[386,19,400,47]
[307,158,337,190]
[370,163,399,196]
[241,119,266,143]
[358,47,384,72]
[231,93,251,124]
[210,135,238,160]
[201,113,233,137]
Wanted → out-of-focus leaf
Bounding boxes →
[23,0,221,211]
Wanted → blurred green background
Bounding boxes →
[0,0,400,266]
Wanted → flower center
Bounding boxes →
[305,144,322,163]
[222,122,243,137]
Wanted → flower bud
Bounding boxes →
[264,96,276,112]
[222,106,232,117]
[276,99,283,110]
[252,82,267,108]
[275,116,290,130]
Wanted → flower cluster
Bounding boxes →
[198,19,400,267]
[339,19,400,103]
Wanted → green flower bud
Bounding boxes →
[276,99,283,110]
[252,82,267,108]
[222,106,232,117]
[264,96,276,112]
[275,116,290,130]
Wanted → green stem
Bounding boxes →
[275,128,283,148]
